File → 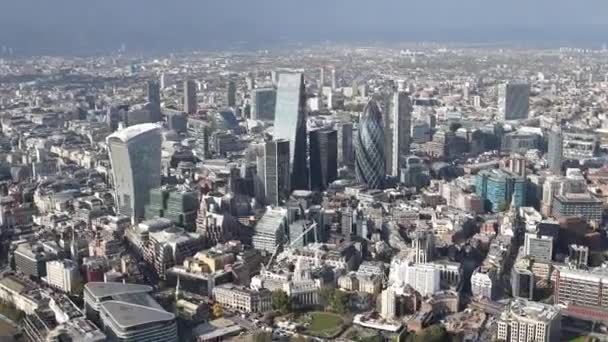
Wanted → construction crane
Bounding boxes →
[265,222,318,269]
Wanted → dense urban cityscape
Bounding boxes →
[1,37,608,342]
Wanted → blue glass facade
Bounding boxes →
[476,169,526,212]
[355,100,386,189]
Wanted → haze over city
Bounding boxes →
[1,1,608,342]
[1,0,608,54]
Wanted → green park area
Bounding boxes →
[297,311,344,338]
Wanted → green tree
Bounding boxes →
[449,122,463,132]
[331,290,350,315]
[497,202,509,212]
[212,303,223,318]
[271,289,291,315]
[247,331,272,342]
[319,288,335,310]
[413,325,447,342]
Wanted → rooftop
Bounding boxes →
[107,123,159,142]
[100,301,175,329]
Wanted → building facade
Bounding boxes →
[498,81,530,121]
[355,100,386,189]
[309,128,338,191]
[273,73,309,190]
[107,123,161,221]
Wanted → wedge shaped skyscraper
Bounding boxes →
[107,123,162,221]
[274,72,308,190]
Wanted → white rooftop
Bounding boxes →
[107,123,160,142]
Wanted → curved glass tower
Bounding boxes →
[107,123,162,221]
[356,100,386,189]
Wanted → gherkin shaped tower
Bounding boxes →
[356,100,386,189]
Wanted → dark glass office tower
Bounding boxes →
[309,128,338,191]
[184,79,197,114]
[147,80,161,121]
[227,79,237,107]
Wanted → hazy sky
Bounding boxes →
[1,0,607,54]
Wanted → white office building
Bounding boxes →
[496,299,561,342]
[45,259,80,294]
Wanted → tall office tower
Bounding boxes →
[274,72,309,190]
[331,68,337,89]
[385,91,412,177]
[251,88,277,121]
[309,129,338,191]
[160,73,166,89]
[337,123,354,168]
[319,67,325,87]
[227,79,237,107]
[147,80,161,122]
[355,100,386,189]
[264,140,290,206]
[183,79,197,114]
[496,299,561,342]
[547,126,563,174]
[107,123,161,221]
[380,288,396,320]
[246,75,255,91]
[106,106,122,132]
[497,81,530,121]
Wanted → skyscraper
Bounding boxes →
[309,128,338,191]
[274,72,308,190]
[319,67,325,87]
[547,126,563,174]
[355,100,386,189]
[183,79,197,114]
[147,80,161,122]
[385,91,412,177]
[498,81,530,121]
[337,123,354,168]
[251,88,276,121]
[227,79,237,107]
[264,140,290,206]
[380,288,396,320]
[331,68,337,89]
[107,123,162,221]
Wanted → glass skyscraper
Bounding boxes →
[227,79,237,108]
[475,169,526,212]
[146,80,161,122]
[184,79,197,114]
[309,128,338,191]
[273,72,308,190]
[547,126,563,174]
[107,123,162,221]
[385,91,412,177]
[264,139,290,206]
[356,100,386,189]
[251,88,277,121]
[498,81,530,121]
